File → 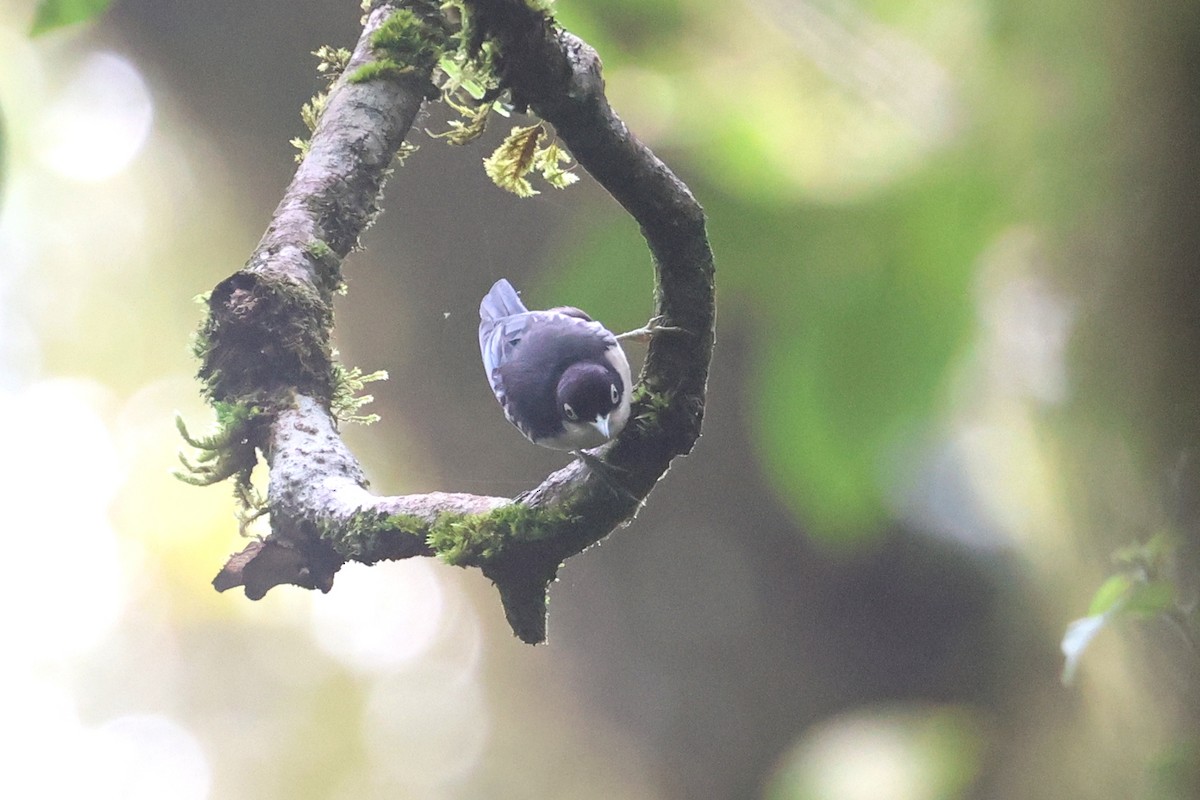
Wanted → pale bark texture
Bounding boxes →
[198,0,715,643]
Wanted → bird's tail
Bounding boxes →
[479,278,527,322]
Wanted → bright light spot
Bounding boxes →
[976,230,1074,405]
[362,666,490,791]
[35,52,154,182]
[892,403,1068,551]
[767,705,984,800]
[894,228,1075,549]
[959,409,1066,542]
[1,676,93,796]
[85,715,212,800]
[757,0,960,143]
[689,0,972,202]
[310,559,445,672]
[0,379,126,663]
[1,682,209,800]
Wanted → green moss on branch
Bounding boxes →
[426,502,577,566]
[317,502,580,568]
[197,271,335,405]
[349,6,450,87]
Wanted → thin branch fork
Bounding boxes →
[199,0,715,643]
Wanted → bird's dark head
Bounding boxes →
[556,361,625,439]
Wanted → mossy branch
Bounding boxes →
[189,0,714,644]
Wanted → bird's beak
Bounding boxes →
[590,415,611,439]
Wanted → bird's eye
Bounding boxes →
[610,384,620,405]
[563,403,578,421]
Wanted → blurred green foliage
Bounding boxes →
[1062,533,1190,685]
[4,0,1198,797]
[29,0,111,36]
[543,0,1032,542]
[743,161,1001,539]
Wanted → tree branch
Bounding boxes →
[197,0,715,643]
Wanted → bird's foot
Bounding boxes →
[617,316,688,343]
[573,450,642,506]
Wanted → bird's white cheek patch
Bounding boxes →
[608,399,631,438]
[604,345,633,393]
[602,345,634,438]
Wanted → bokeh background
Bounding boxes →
[3,0,1199,797]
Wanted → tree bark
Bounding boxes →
[197,0,715,643]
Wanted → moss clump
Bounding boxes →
[349,7,450,84]
[328,509,416,559]
[482,124,579,197]
[322,504,577,566]
[313,44,352,80]
[196,271,335,405]
[372,7,450,67]
[175,401,267,533]
[304,237,344,296]
[347,59,408,84]
[427,503,577,566]
[630,383,674,435]
[174,401,263,487]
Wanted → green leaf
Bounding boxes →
[30,0,112,36]
[1064,573,1176,685]
[1087,573,1134,616]
[535,142,579,189]
[1084,573,1175,619]
[1124,580,1174,616]
[483,124,543,197]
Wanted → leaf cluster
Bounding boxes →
[482,124,579,197]
[425,1,579,196]
[1061,532,1193,685]
[330,359,388,426]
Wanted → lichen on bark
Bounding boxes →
[183,0,714,644]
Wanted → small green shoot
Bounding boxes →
[1061,532,1184,685]
[30,0,111,36]
[331,360,388,425]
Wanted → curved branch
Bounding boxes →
[201,0,715,644]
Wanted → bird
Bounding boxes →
[479,278,633,451]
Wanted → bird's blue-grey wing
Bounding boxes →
[479,279,526,333]
[481,310,596,395]
[481,280,548,431]
[480,278,530,367]
[481,315,531,389]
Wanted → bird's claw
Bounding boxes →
[574,450,642,505]
[617,316,689,343]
